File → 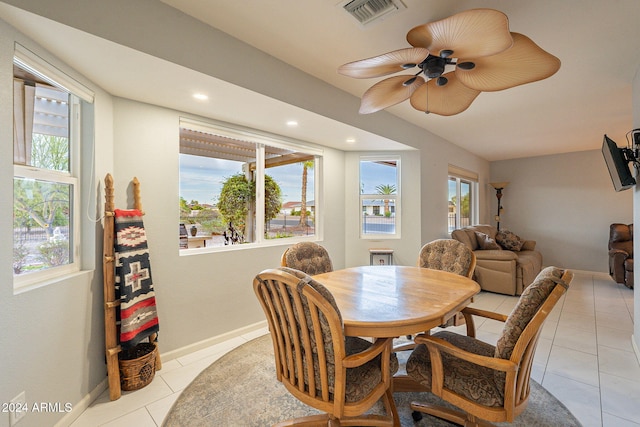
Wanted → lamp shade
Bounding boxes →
[490,181,509,190]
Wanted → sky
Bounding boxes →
[180,154,399,206]
[179,154,313,205]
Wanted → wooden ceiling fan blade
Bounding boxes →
[456,33,561,91]
[338,48,430,79]
[359,75,425,114]
[410,72,480,116]
[407,8,513,59]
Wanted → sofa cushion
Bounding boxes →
[496,229,524,251]
[475,231,501,250]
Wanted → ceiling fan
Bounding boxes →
[338,8,561,116]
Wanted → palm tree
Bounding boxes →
[375,184,396,217]
[299,160,314,226]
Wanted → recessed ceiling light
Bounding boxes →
[193,93,208,100]
[346,137,356,144]
[286,120,299,127]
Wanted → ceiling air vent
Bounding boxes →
[341,0,406,26]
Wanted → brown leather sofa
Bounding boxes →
[451,225,543,295]
[608,223,633,289]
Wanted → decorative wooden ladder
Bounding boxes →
[102,174,161,400]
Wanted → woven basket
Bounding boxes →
[119,342,157,391]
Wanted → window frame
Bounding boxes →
[12,48,91,290]
[448,165,479,233]
[178,117,324,253]
[359,155,401,239]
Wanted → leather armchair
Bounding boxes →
[608,223,633,289]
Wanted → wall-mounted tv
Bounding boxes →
[602,134,636,192]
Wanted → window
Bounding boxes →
[12,45,93,288]
[178,118,321,250]
[360,157,400,238]
[448,165,478,232]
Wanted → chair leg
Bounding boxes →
[410,401,494,427]
[273,414,331,426]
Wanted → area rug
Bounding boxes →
[163,335,581,426]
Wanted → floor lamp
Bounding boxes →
[490,182,509,231]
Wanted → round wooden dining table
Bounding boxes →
[313,265,480,338]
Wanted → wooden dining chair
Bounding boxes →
[406,266,573,427]
[253,267,399,426]
[280,241,334,275]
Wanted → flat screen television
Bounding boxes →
[602,134,636,192]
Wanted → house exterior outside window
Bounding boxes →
[360,156,400,238]
[178,118,322,251]
[448,165,478,233]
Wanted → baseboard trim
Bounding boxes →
[159,320,268,362]
[55,321,267,427]
[633,334,640,365]
[55,378,108,427]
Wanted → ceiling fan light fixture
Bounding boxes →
[440,49,454,58]
[403,77,417,86]
[339,8,560,116]
[457,61,475,70]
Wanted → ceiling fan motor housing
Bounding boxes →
[421,55,449,78]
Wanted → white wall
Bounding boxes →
[111,97,348,351]
[491,150,633,272]
[0,19,114,427]
[344,151,421,267]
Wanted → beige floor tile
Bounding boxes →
[101,407,157,427]
[558,310,596,334]
[159,352,226,392]
[553,324,597,354]
[602,412,640,427]
[70,378,173,427]
[146,392,180,425]
[597,325,636,352]
[600,372,640,424]
[546,346,599,387]
[597,345,640,381]
[541,372,601,427]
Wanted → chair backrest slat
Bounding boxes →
[254,268,345,406]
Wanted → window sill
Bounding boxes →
[13,269,95,295]
[179,235,320,256]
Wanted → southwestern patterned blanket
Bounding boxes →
[114,209,159,349]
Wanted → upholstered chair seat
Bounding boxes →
[407,331,504,407]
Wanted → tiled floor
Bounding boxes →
[70,271,638,427]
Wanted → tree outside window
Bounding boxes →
[178,121,319,249]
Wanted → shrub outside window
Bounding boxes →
[178,118,321,250]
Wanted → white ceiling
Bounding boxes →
[3,0,640,161]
